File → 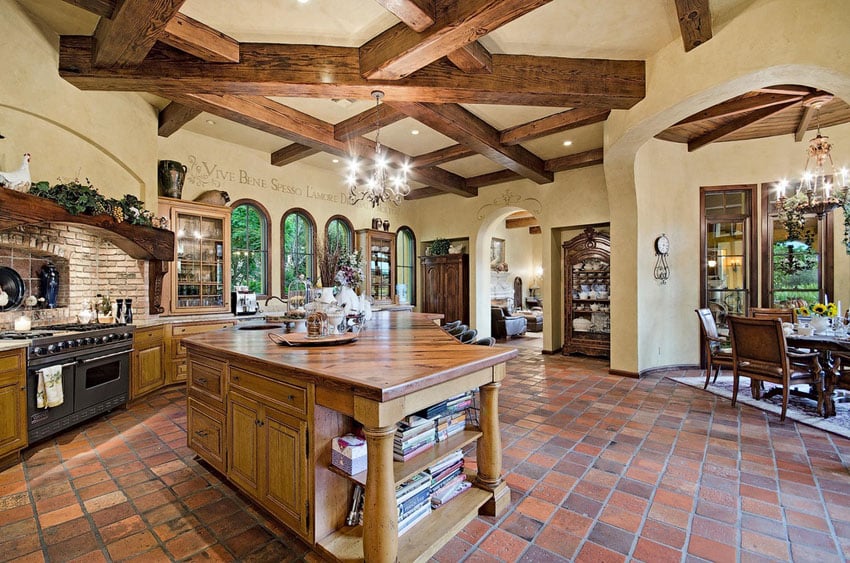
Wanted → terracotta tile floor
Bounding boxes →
[3,349,850,562]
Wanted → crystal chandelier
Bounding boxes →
[346,91,411,207]
[775,102,849,239]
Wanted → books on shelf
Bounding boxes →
[432,476,471,507]
[398,501,431,536]
[396,471,432,536]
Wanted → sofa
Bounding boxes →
[491,306,527,339]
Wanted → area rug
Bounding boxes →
[669,373,850,439]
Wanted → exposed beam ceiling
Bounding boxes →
[545,148,604,172]
[674,0,712,52]
[500,108,610,146]
[687,100,799,151]
[158,102,201,137]
[92,0,186,67]
[159,13,239,63]
[271,144,320,167]
[373,0,435,32]
[59,0,115,18]
[333,105,406,142]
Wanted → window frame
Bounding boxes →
[325,215,354,254]
[281,208,317,294]
[229,199,271,298]
[395,226,416,306]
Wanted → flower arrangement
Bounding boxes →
[796,302,837,318]
[335,250,363,289]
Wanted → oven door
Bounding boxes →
[74,348,130,412]
[27,359,76,436]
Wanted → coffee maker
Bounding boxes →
[231,286,259,315]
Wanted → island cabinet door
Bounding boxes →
[263,404,310,539]
[227,392,261,498]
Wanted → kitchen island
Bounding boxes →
[182,312,516,563]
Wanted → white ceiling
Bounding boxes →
[16,0,757,181]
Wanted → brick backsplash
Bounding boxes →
[0,224,150,328]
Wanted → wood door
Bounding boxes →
[264,405,310,538]
[227,392,261,498]
[0,382,26,458]
[421,260,444,317]
[132,342,165,399]
[443,259,463,323]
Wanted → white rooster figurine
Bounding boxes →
[0,153,31,192]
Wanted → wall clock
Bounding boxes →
[654,234,670,284]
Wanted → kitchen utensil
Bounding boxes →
[0,267,25,311]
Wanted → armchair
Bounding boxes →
[491,306,527,339]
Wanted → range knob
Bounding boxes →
[32,347,45,356]
[68,339,78,348]
[46,344,56,354]
[75,338,84,347]
[84,337,94,346]
[122,333,132,341]
[55,341,66,352]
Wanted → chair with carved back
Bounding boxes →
[727,315,822,421]
[695,308,734,389]
[750,307,797,324]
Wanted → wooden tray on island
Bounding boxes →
[268,330,359,347]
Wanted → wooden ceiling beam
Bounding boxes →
[333,104,406,141]
[506,216,538,228]
[411,145,476,168]
[271,143,320,166]
[545,148,603,172]
[59,0,116,18]
[373,0,435,32]
[360,0,553,79]
[757,85,813,96]
[794,105,815,142]
[92,0,186,67]
[159,13,240,63]
[157,101,201,137]
[404,187,444,200]
[674,0,712,52]
[674,93,803,126]
[500,108,610,146]
[389,101,553,183]
[466,170,522,188]
[59,37,646,109]
[688,100,799,151]
[446,41,493,74]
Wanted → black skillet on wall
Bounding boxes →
[0,266,25,311]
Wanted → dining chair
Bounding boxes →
[459,328,478,344]
[727,315,823,421]
[695,308,734,389]
[442,320,462,331]
[474,336,496,346]
[750,307,797,323]
[447,324,467,337]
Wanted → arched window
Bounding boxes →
[282,209,316,292]
[396,226,416,305]
[230,200,270,296]
[325,215,354,254]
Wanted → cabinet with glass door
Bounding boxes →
[356,229,395,305]
[159,198,232,315]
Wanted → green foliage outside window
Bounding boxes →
[231,204,267,294]
[283,212,314,290]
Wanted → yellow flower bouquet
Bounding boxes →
[796,302,837,318]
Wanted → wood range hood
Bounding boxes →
[0,189,175,314]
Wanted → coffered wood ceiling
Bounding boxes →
[23,0,840,200]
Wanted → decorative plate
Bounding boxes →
[0,267,25,311]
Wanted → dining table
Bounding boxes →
[786,332,850,417]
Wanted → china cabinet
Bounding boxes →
[563,227,610,357]
[356,228,395,305]
[420,254,469,325]
[159,197,231,315]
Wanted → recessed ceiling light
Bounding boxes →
[205,119,216,126]
[562,140,573,146]
[332,158,339,163]
[297,0,309,3]
[411,129,420,135]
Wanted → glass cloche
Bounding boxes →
[287,275,312,318]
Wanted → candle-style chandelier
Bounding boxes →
[346,91,411,208]
[775,100,849,240]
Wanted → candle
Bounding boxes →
[14,314,31,332]
[838,301,842,318]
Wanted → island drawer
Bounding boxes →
[188,356,227,406]
[229,367,307,416]
[187,397,225,473]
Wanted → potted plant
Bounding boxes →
[429,238,451,256]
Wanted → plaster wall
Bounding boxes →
[0,3,157,202]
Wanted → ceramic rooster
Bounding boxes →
[0,153,31,191]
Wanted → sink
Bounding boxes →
[237,323,283,331]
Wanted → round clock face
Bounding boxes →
[655,235,670,255]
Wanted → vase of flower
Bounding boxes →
[810,316,831,334]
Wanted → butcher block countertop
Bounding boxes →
[181,312,517,403]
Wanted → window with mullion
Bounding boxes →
[396,226,416,305]
[230,201,268,296]
[282,209,316,292]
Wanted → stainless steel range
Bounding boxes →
[0,323,135,442]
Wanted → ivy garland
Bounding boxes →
[28,179,168,229]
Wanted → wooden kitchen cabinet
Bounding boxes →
[187,353,228,473]
[420,254,469,326]
[0,347,26,469]
[131,325,165,400]
[167,320,235,385]
[158,197,232,315]
[227,367,311,538]
[357,228,395,305]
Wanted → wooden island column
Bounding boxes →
[361,424,398,563]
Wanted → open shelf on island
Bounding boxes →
[329,429,482,488]
[316,485,490,563]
